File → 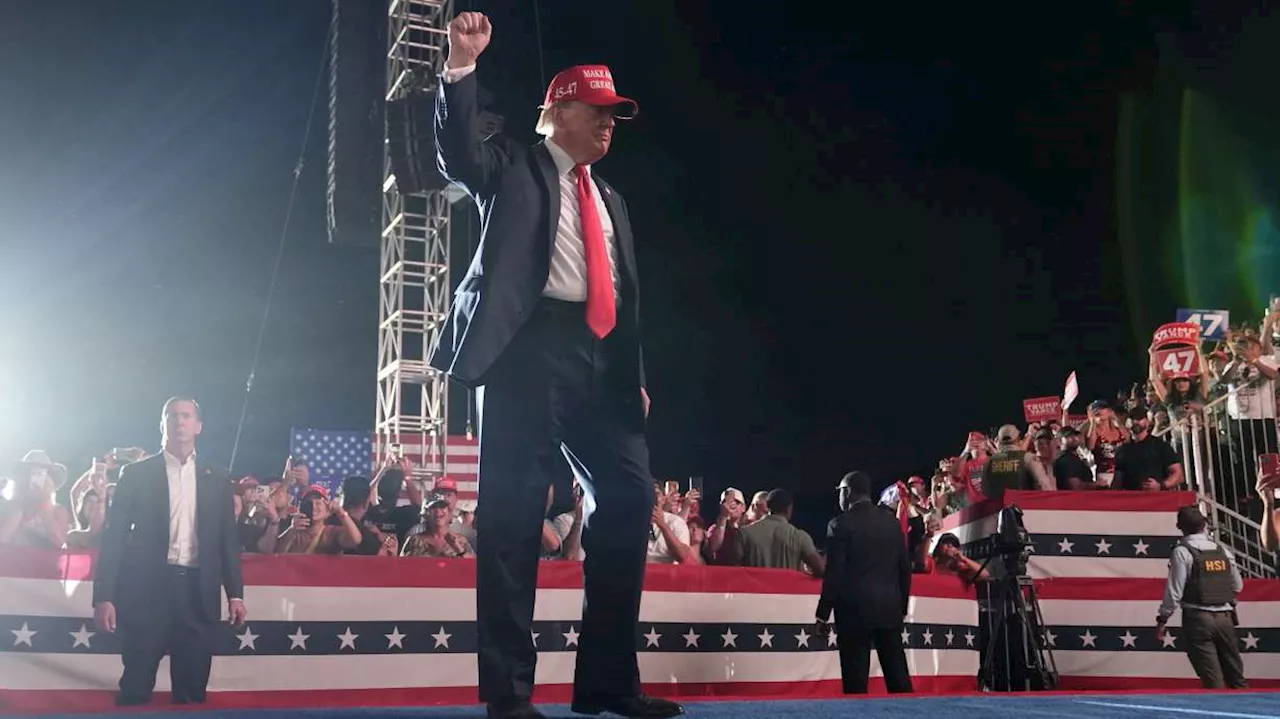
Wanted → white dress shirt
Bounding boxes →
[441,64,622,303]
[164,451,199,567]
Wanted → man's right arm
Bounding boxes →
[92,465,136,607]
[434,13,504,195]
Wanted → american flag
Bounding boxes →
[938,489,1188,579]
[3,549,1280,713]
[0,552,980,711]
[289,429,479,502]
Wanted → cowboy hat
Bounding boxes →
[12,450,68,490]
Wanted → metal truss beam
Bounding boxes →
[376,0,453,473]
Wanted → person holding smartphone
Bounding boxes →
[1256,455,1280,553]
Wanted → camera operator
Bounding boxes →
[1155,506,1247,690]
[981,425,1044,500]
[929,533,990,588]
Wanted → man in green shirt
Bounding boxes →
[734,489,825,575]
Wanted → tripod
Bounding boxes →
[974,553,1059,692]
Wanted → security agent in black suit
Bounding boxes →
[815,471,914,694]
[92,397,246,706]
[430,12,679,719]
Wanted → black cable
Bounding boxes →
[228,27,333,473]
[532,0,547,90]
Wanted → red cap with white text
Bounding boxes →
[540,65,638,119]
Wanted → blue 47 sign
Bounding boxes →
[1176,309,1230,341]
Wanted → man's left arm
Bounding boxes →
[1254,355,1278,381]
[220,479,246,620]
[1162,440,1185,490]
[610,189,648,403]
[1226,545,1245,594]
[897,522,912,618]
[816,519,844,622]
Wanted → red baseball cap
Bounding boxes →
[541,65,638,119]
[434,478,458,493]
[302,484,329,500]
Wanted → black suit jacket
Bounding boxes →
[92,454,244,623]
[816,500,912,629]
[428,71,646,395]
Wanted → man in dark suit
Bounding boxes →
[92,397,246,706]
[815,471,914,694]
[429,12,679,719]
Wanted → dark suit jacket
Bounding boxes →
[428,71,646,396]
[816,500,912,629]
[92,453,244,623]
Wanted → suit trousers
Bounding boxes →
[835,620,914,695]
[1184,608,1248,689]
[473,299,652,704]
[117,566,217,705]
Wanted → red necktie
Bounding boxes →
[574,165,616,338]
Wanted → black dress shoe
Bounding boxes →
[486,698,546,719]
[571,694,684,718]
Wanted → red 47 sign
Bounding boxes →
[1155,347,1201,378]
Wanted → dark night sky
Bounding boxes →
[0,1,1262,519]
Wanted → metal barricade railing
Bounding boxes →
[1156,382,1277,578]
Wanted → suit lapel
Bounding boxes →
[153,453,170,528]
[195,458,214,554]
[595,176,639,291]
[534,143,561,263]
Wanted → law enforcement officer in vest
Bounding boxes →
[980,425,1039,500]
[1155,506,1247,689]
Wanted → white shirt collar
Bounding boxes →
[544,138,583,178]
[163,449,197,466]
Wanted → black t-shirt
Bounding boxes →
[364,503,422,545]
[1052,452,1094,491]
[1114,435,1180,491]
[324,513,385,556]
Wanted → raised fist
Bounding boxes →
[447,12,491,67]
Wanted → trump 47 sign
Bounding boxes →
[1176,309,1229,342]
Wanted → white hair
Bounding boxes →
[534,105,556,137]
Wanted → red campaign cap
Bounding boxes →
[434,478,458,492]
[541,65,638,119]
[302,484,329,499]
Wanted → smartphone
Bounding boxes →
[663,480,680,496]
[1259,453,1280,492]
[688,476,703,493]
[92,458,107,477]
[110,447,139,463]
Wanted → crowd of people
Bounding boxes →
[3,318,1278,577]
[2,319,1276,572]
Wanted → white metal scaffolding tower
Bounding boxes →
[376,0,453,472]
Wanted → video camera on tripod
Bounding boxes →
[966,505,1034,576]
[969,505,1059,692]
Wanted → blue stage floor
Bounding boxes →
[22,692,1280,719]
